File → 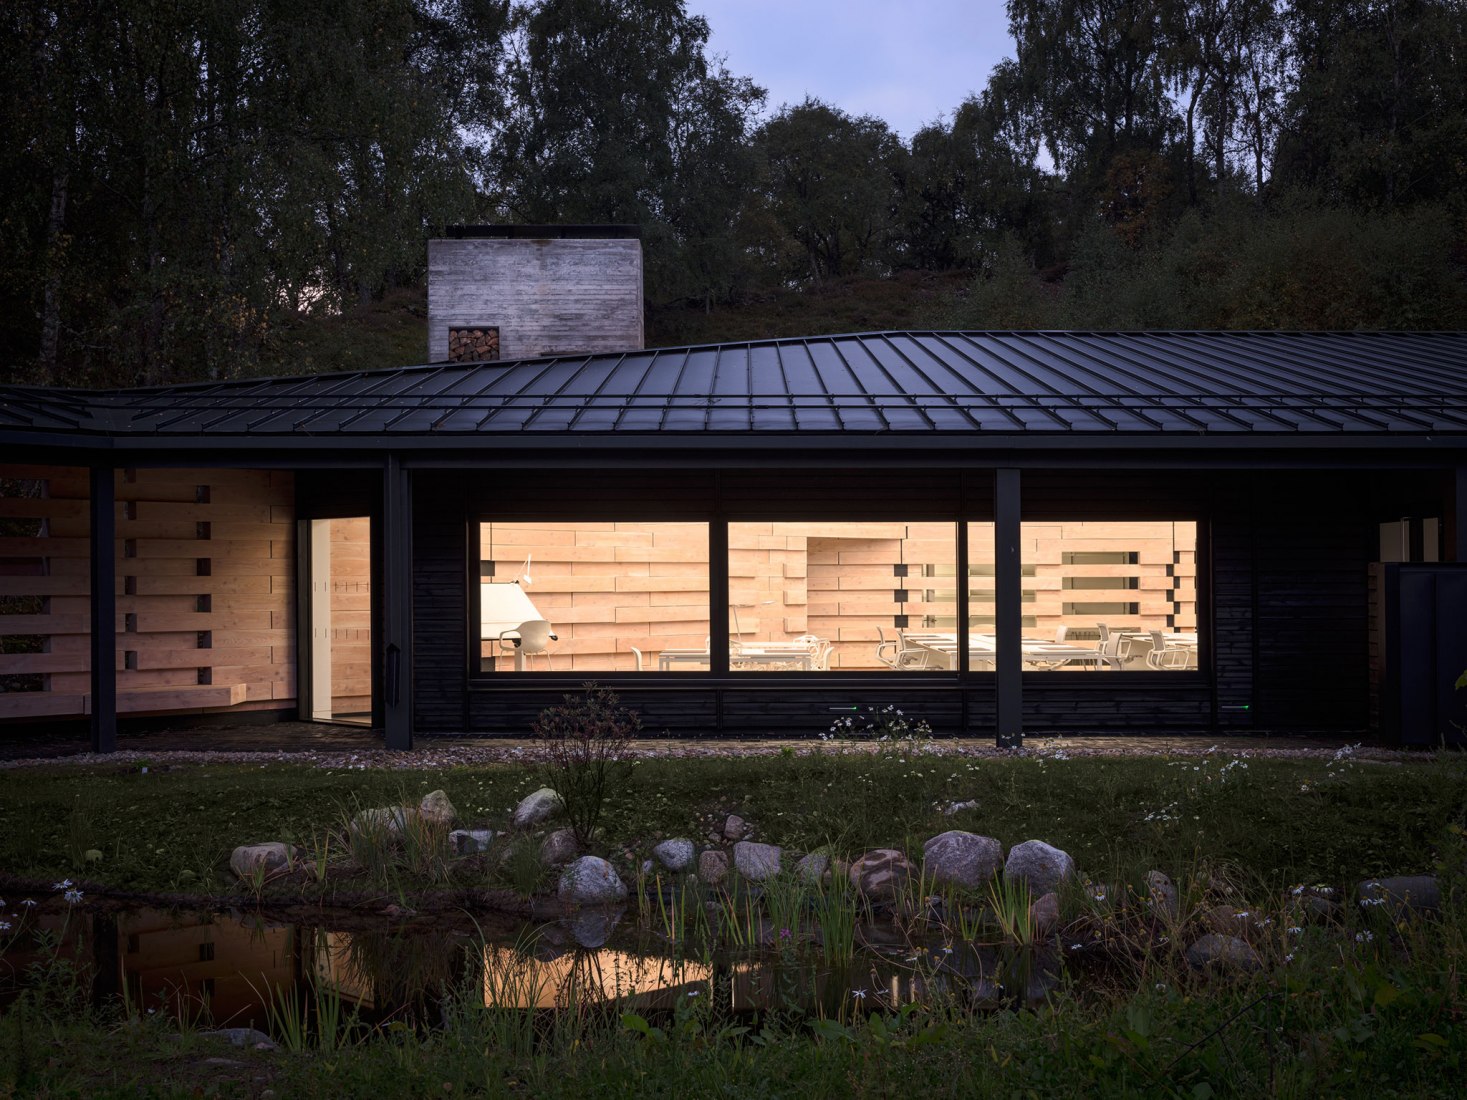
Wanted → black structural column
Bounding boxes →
[89,465,117,753]
[1452,464,1467,562]
[994,468,1022,748]
[382,455,413,750]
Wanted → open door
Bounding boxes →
[307,517,373,724]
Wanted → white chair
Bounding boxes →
[894,630,935,670]
[1095,624,1129,670]
[874,627,900,669]
[498,619,554,671]
[629,646,643,672]
[811,640,834,671]
[1146,631,1190,670]
[1054,625,1069,643]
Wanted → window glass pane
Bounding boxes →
[727,522,956,672]
[477,522,709,672]
[1023,520,1198,671]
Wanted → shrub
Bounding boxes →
[532,683,641,846]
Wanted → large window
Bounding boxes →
[727,522,956,672]
[477,522,709,673]
[962,520,1197,672]
[471,517,1198,675]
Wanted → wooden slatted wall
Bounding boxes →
[0,465,296,722]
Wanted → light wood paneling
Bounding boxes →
[0,465,297,722]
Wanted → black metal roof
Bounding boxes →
[3,330,1466,446]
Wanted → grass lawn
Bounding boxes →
[1,747,1464,900]
[3,745,1466,1098]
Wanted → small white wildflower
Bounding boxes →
[687,990,700,998]
[1288,926,1303,936]
[0,921,11,933]
[1360,897,1387,908]
[1154,983,1167,993]
[1284,952,1295,964]
[1291,885,1305,896]
[63,888,83,905]
[851,988,867,1000]
[1069,943,1083,952]
[1355,931,1374,944]
[51,879,72,891]
[1092,890,1107,902]
[20,899,36,908]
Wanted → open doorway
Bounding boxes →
[307,517,372,724]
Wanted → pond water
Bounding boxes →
[0,900,1063,1036]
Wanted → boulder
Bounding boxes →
[540,828,579,866]
[1030,892,1061,938]
[1185,933,1262,974]
[849,849,915,903]
[1003,840,1076,898]
[940,799,979,816]
[1146,870,1180,922]
[449,828,494,856]
[733,841,782,882]
[795,852,830,884]
[1203,904,1261,936]
[922,831,1003,891]
[698,849,729,887]
[652,838,695,873]
[349,807,409,840]
[723,814,749,841]
[1358,875,1441,915]
[418,790,457,828]
[514,788,564,829]
[229,843,293,880]
[557,856,627,906]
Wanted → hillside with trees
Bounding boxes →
[3,0,1465,386]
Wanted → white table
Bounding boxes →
[907,632,1116,670]
[655,642,818,671]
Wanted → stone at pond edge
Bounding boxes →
[229,843,294,880]
[1146,870,1180,922]
[1030,892,1060,938]
[941,799,979,816]
[733,841,782,882]
[922,830,1003,891]
[540,828,579,866]
[723,814,749,841]
[350,807,409,840]
[1358,875,1440,914]
[514,788,564,829]
[418,789,457,828]
[1185,933,1262,974]
[450,828,495,856]
[558,856,628,905]
[1003,840,1076,898]
[795,852,829,884]
[698,849,729,887]
[849,849,915,903]
[652,838,695,872]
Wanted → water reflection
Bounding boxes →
[0,904,1061,1037]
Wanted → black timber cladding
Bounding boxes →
[3,331,1467,442]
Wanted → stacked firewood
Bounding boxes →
[448,327,500,362]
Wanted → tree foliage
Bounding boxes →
[2,0,1465,387]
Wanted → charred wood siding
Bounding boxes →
[405,467,1393,737]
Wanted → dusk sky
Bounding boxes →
[686,0,1017,137]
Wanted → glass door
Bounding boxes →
[308,517,372,724]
